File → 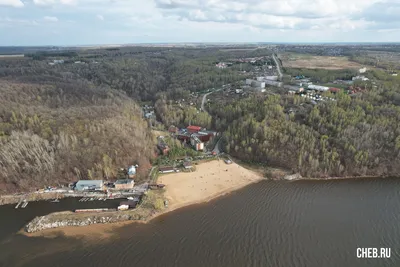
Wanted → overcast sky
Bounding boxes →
[1,0,400,45]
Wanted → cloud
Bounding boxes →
[43,16,59,22]
[0,17,39,26]
[0,0,24,7]
[33,0,76,6]
[2,0,400,45]
[60,0,77,5]
[33,0,55,6]
[154,0,382,30]
[351,1,400,30]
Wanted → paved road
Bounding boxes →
[201,89,221,114]
[272,53,283,79]
[212,137,222,154]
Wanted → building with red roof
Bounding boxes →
[187,125,202,133]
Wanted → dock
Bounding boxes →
[21,200,28,208]
[75,208,114,213]
[15,199,23,209]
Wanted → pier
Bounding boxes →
[21,200,28,208]
[15,199,23,209]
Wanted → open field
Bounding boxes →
[280,53,363,70]
[159,159,264,210]
[219,48,258,52]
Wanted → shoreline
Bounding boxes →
[2,175,392,207]
[280,175,391,181]
[23,178,263,239]
[23,160,264,235]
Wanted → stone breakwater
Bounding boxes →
[25,211,153,233]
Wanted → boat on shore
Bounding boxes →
[50,199,60,203]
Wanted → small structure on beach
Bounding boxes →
[183,162,193,169]
[149,184,165,190]
[159,166,178,174]
[114,179,135,190]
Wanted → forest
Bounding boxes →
[208,70,400,178]
[0,46,263,193]
[1,45,399,193]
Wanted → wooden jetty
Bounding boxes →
[21,200,28,208]
[75,208,114,213]
[15,199,23,209]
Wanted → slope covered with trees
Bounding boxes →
[209,72,400,178]
[0,74,154,193]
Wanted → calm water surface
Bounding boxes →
[0,178,399,267]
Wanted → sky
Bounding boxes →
[1,0,400,46]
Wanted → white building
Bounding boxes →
[75,180,103,191]
[352,76,369,81]
[216,62,227,69]
[359,67,367,73]
[307,85,330,91]
[265,76,278,81]
[190,135,204,151]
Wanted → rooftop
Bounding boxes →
[115,179,134,185]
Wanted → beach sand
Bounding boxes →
[159,159,264,211]
[24,160,263,240]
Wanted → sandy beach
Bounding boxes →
[159,159,264,211]
[25,160,264,239]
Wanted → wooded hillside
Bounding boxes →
[0,74,154,193]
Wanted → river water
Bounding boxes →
[0,178,399,267]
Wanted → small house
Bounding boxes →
[187,125,202,133]
[168,125,178,134]
[190,135,204,151]
[114,179,134,190]
[127,165,137,178]
[159,166,176,174]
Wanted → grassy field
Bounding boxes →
[280,53,363,70]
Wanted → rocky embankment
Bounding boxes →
[25,210,153,233]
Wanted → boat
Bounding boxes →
[127,197,134,200]
[51,199,60,203]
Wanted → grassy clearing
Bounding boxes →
[280,53,363,70]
